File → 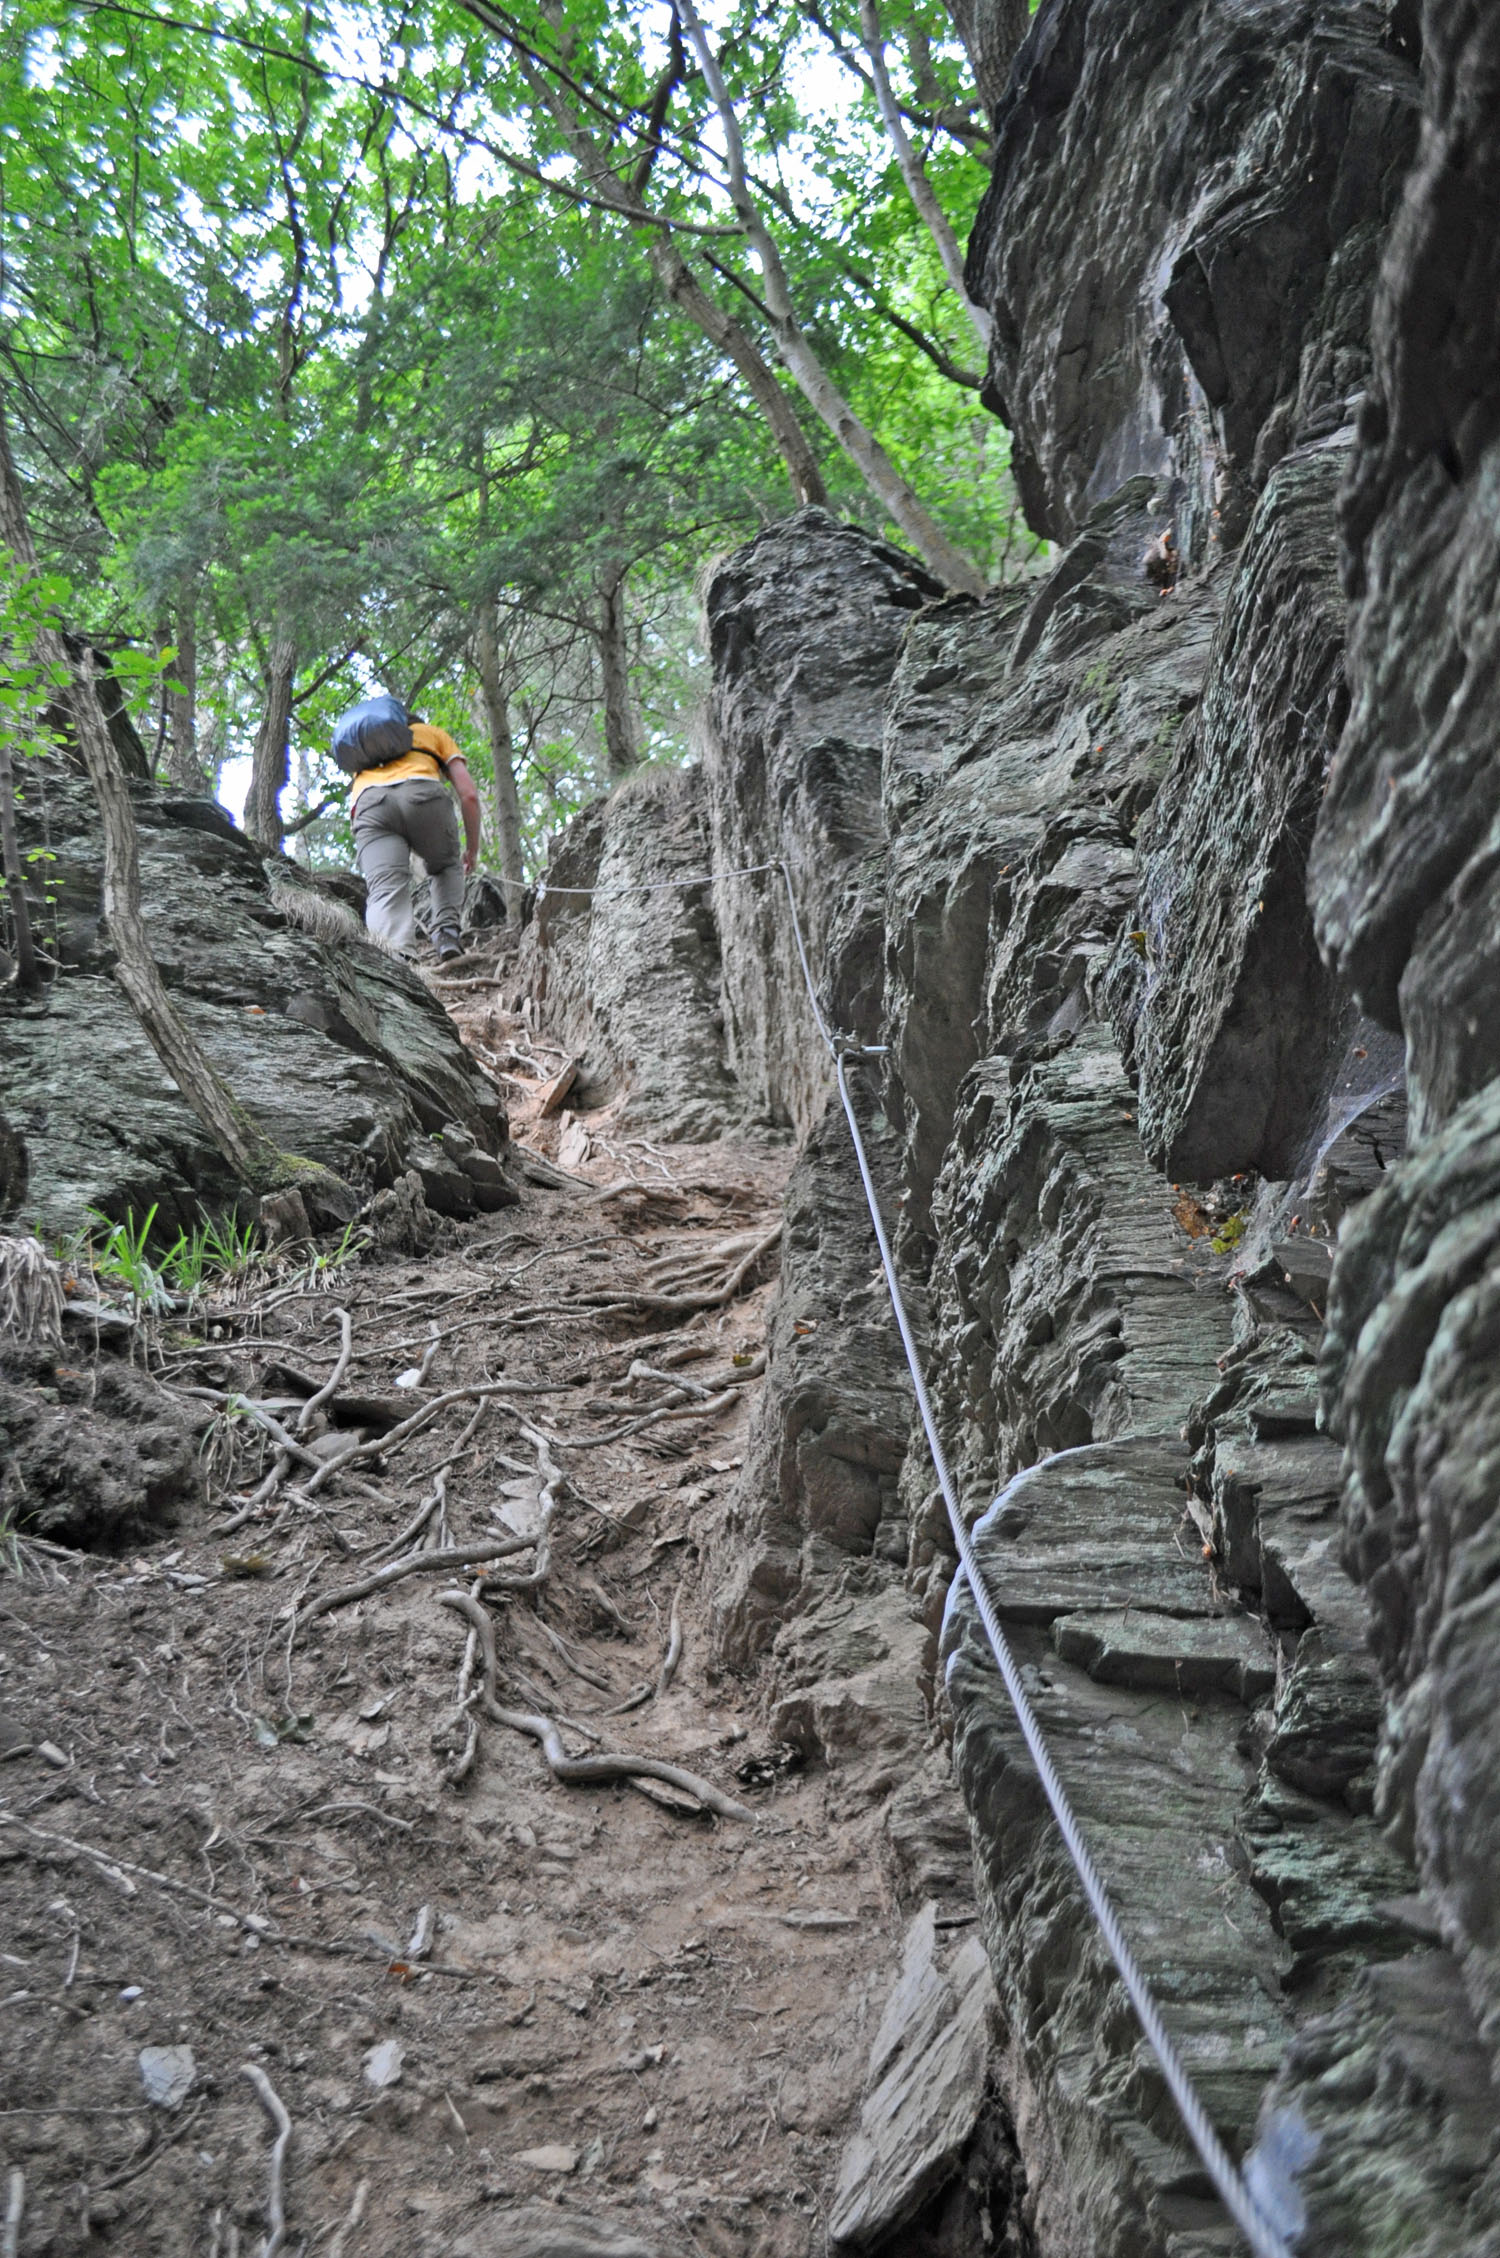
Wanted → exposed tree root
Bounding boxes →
[296,1308,353,1431]
[300,1530,538,1622]
[656,1583,684,1698]
[241,2064,291,2258]
[436,1590,754,1822]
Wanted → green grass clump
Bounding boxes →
[83,1204,263,1312]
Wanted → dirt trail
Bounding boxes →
[0,982,910,2258]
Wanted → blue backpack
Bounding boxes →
[331,694,414,777]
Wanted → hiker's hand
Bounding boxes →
[463,844,478,874]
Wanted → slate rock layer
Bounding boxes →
[966,0,1418,557]
[1310,0,1500,1133]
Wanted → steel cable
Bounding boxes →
[777,863,1292,2258]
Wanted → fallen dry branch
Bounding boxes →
[241,2063,291,2258]
[436,1590,753,1822]
[327,2177,369,2258]
[0,1813,485,1974]
[91,2095,208,2196]
[1,1815,271,1927]
[534,1616,614,1693]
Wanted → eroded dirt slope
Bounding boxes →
[0,1010,912,2257]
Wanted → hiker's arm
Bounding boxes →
[447,757,482,873]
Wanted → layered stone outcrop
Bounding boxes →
[1311,0,1500,1134]
[0,769,505,1236]
[704,510,941,1137]
[1227,6,1500,2246]
[944,1440,1289,2258]
[922,1033,1234,1505]
[1121,434,1352,1181]
[881,477,1215,1263]
[523,764,741,1141]
[966,0,1419,558]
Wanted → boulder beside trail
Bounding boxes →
[0,768,506,1237]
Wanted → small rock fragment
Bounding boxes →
[363,2037,405,2089]
[514,2144,579,2174]
[139,2045,195,2110]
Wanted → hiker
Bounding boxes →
[332,694,482,962]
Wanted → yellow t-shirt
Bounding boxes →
[350,721,463,808]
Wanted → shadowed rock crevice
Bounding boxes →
[1121,433,1352,1181]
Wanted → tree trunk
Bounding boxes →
[245,633,298,851]
[647,239,830,507]
[596,570,640,782]
[940,0,1030,110]
[73,676,288,1189]
[0,400,312,1200]
[472,595,526,922]
[163,596,203,792]
[859,0,992,351]
[678,0,988,597]
[198,634,230,800]
[0,743,41,995]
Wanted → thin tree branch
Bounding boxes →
[858,0,991,349]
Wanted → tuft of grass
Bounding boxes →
[86,1205,173,1314]
[82,1204,265,1314]
[69,1200,360,1322]
[281,1220,369,1292]
[162,1213,261,1298]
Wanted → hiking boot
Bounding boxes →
[434,928,464,964]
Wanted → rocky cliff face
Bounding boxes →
[966,0,1418,560]
[521,0,1500,2246]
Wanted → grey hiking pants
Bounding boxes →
[353,778,464,952]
